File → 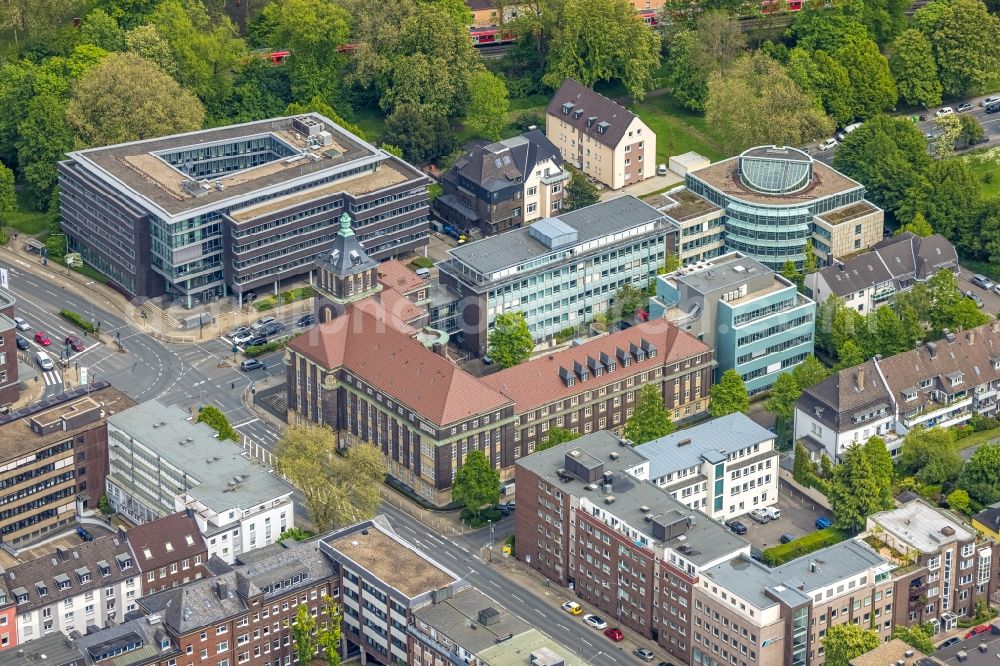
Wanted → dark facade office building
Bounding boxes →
[58,114,430,307]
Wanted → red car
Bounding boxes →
[965,624,991,638]
[604,628,624,642]
[65,335,85,352]
[34,331,52,346]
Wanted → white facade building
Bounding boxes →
[105,400,295,563]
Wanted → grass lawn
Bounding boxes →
[964,145,1000,200]
[631,93,726,165]
[8,190,50,236]
[351,105,387,142]
[958,424,1000,451]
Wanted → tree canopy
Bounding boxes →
[959,444,1000,505]
[195,405,239,441]
[710,369,750,416]
[452,449,500,513]
[897,426,963,485]
[624,383,675,444]
[488,312,534,368]
[912,0,1000,98]
[537,426,580,452]
[828,440,893,532]
[822,623,881,666]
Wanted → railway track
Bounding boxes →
[477,44,514,59]
[738,0,929,32]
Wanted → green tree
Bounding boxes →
[835,339,866,370]
[663,29,709,111]
[780,259,804,291]
[124,25,178,77]
[898,212,934,237]
[66,53,205,148]
[612,284,645,321]
[624,383,676,444]
[889,29,943,107]
[931,114,963,159]
[318,595,342,666]
[947,488,971,515]
[957,113,986,148]
[793,440,816,485]
[289,604,317,666]
[541,0,661,100]
[488,312,534,368]
[828,442,891,532]
[79,9,126,52]
[891,623,936,655]
[897,426,963,485]
[803,239,818,275]
[693,10,746,73]
[0,162,14,229]
[537,426,580,452]
[913,0,1000,98]
[834,37,897,119]
[383,104,455,163]
[196,405,239,441]
[960,444,1000,505]
[565,166,601,211]
[16,93,74,210]
[786,3,870,53]
[705,51,834,153]
[922,158,981,251]
[786,48,853,126]
[97,494,112,515]
[710,369,750,416]
[766,372,801,450]
[465,70,509,141]
[277,528,312,542]
[790,355,829,390]
[275,425,385,532]
[863,435,895,509]
[452,449,500,515]
[822,622,880,666]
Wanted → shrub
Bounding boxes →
[411,256,434,269]
[244,341,283,357]
[760,528,847,566]
[0,229,8,246]
[514,110,545,131]
[460,507,502,528]
[252,286,315,311]
[554,326,577,344]
[60,309,95,333]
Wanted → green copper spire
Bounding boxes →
[338,212,354,237]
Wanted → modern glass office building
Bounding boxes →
[683,146,883,271]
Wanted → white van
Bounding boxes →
[835,122,862,141]
[36,351,54,371]
[414,267,431,279]
[251,316,276,332]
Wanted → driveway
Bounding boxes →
[732,480,832,551]
[600,171,684,202]
[956,265,1000,314]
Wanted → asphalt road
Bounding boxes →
[809,94,1000,166]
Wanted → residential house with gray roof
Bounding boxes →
[795,321,1000,461]
[807,232,958,314]
[435,130,567,236]
[124,512,208,595]
[634,412,779,521]
[6,535,141,642]
[106,400,294,564]
[73,614,178,666]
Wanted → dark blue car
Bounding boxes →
[815,516,832,530]
[77,526,93,541]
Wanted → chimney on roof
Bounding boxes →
[216,579,228,600]
[904,650,914,658]
[927,342,937,359]
[856,368,865,390]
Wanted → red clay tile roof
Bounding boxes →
[375,287,425,325]
[288,306,512,426]
[376,259,427,295]
[125,512,206,572]
[482,321,711,411]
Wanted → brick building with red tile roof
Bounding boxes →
[125,511,209,595]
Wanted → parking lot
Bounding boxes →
[957,266,1000,314]
[731,480,834,551]
[18,523,117,561]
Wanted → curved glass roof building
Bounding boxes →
[681,145,883,271]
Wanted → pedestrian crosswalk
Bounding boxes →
[41,370,63,386]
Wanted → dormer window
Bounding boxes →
[562,102,574,115]
[947,372,963,386]
[16,593,27,603]
[117,554,133,570]
[904,389,917,402]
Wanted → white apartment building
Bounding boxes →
[105,400,295,563]
[6,536,141,641]
[633,413,779,522]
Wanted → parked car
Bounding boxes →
[562,601,583,616]
[228,325,251,339]
[987,103,1000,115]
[634,648,655,662]
[957,103,974,113]
[762,507,781,521]
[940,637,962,648]
[965,291,984,308]
[818,138,838,151]
[251,316,276,332]
[971,274,995,290]
[584,614,608,630]
[835,122,862,141]
[965,624,992,639]
[497,501,515,516]
[779,533,796,544]
[605,628,624,642]
[240,359,266,372]
[816,516,832,529]
[76,526,93,541]
[925,131,939,140]
[16,335,29,350]
[993,284,1000,297]
[971,136,991,145]
[233,329,256,345]
[748,509,770,524]
[35,351,53,371]
[482,355,493,365]
[726,520,748,535]
[34,331,52,346]
[65,335,85,352]
[260,321,285,336]
[936,107,954,117]
[13,316,30,331]
[245,335,267,348]
[297,314,316,327]
[981,97,1000,107]
[656,163,668,176]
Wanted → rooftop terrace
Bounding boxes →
[691,156,862,206]
[656,188,722,222]
[816,200,879,225]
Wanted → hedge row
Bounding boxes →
[760,527,848,566]
[60,309,95,333]
[243,341,283,357]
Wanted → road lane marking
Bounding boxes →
[232,418,260,428]
[580,639,593,647]
[489,581,501,588]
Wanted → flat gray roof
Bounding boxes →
[517,431,747,567]
[446,196,663,276]
[703,539,889,610]
[673,252,773,295]
[868,499,973,554]
[108,400,292,513]
[414,587,531,655]
[636,413,776,480]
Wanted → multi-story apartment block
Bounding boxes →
[546,79,656,190]
[59,113,429,306]
[0,289,22,408]
[654,187,726,267]
[807,232,958,314]
[697,539,895,666]
[106,400,294,563]
[6,535,141,641]
[137,536,338,666]
[633,413,778,521]
[288,244,712,505]
[435,130,567,236]
[125,511,209,595]
[515,430,750,666]
[865,499,999,631]
[435,195,667,355]
[795,322,1000,461]
[649,252,816,393]
[672,146,883,272]
[0,383,134,546]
